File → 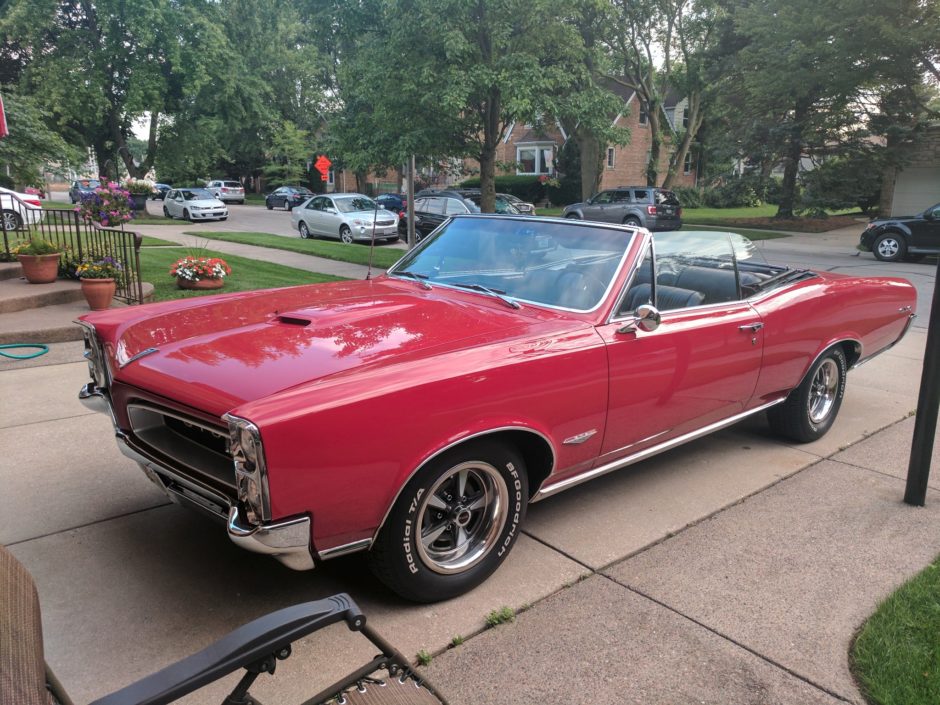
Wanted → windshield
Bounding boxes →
[223,181,241,188]
[390,217,633,312]
[183,189,213,200]
[335,196,377,213]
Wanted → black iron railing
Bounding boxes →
[1,191,144,304]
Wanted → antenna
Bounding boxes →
[366,196,378,280]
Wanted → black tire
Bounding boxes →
[266,202,273,210]
[183,208,193,223]
[340,225,353,244]
[768,347,847,443]
[369,440,528,602]
[299,221,311,239]
[565,213,581,219]
[219,217,228,221]
[286,201,294,211]
[238,200,245,205]
[2,210,23,231]
[163,206,171,219]
[623,216,641,227]
[872,232,906,262]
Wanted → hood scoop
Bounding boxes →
[276,314,311,327]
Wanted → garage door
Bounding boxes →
[892,166,940,216]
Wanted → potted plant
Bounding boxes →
[75,182,133,227]
[123,178,156,211]
[75,256,123,310]
[12,238,61,284]
[170,254,232,290]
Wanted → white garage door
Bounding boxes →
[892,166,940,216]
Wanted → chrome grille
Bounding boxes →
[376,219,395,226]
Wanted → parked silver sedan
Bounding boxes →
[291,193,400,244]
[162,188,229,222]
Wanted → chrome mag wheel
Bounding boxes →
[808,358,839,423]
[415,461,508,575]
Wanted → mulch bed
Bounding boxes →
[703,214,867,233]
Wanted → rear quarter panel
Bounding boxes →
[750,273,915,402]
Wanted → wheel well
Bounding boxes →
[477,429,555,500]
[837,340,862,368]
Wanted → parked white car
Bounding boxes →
[206,180,245,204]
[0,186,45,231]
[162,188,228,222]
[291,193,400,244]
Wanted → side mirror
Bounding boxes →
[325,208,337,214]
[585,197,594,205]
[618,304,662,334]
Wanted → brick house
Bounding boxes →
[467,83,698,195]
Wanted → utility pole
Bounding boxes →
[407,155,416,249]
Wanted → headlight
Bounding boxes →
[223,414,271,525]
[78,322,109,389]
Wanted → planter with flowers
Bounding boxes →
[76,182,133,227]
[123,178,156,211]
[12,239,62,284]
[76,256,123,310]
[170,255,232,290]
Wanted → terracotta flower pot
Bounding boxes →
[81,277,116,310]
[17,253,61,284]
[177,277,225,290]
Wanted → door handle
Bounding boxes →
[739,322,764,332]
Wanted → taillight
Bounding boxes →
[646,205,657,215]
[25,199,42,207]
[221,187,229,192]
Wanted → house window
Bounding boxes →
[607,148,615,169]
[516,145,554,175]
[327,169,335,186]
[638,105,648,125]
[682,108,689,130]
[683,152,693,175]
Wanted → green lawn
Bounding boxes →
[852,555,940,705]
[140,246,344,302]
[186,231,405,269]
[140,235,179,247]
[244,193,267,206]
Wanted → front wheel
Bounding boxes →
[768,347,847,442]
[163,206,171,218]
[299,222,311,239]
[340,225,353,244]
[873,233,906,262]
[266,202,273,210]
[2,210,23,231]
[565,213,580,220]
[183,208,192,222]
[369,440,528,602]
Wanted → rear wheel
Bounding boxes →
[873,233,906,262]
[565,213,580,220]
[163,206,171,218]
[369,440,527,602]
[768,347,847,442]
[285,201,294,211]
[340,225,353,244]
[299,222,311,239]
[623,216,641,227]
[2,210,23,231]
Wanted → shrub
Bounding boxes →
[76,256,123,279]
[703,179,763,208]
[797,153,881,216]
[672,186,705,209]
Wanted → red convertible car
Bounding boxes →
[78,217,916,602]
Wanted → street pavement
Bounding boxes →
[2,212,938,704]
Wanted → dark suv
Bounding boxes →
[402,190,481,239]
[562,187,681,231]
[858,202,940,262]
[69,179,100,203]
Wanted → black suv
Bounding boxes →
[69,179,100,203]
[859,202,940,262]
[402,190,481,239]
[562,186,681,231]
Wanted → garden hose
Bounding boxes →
[0,344,49,359]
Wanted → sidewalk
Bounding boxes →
[1,323,933,704]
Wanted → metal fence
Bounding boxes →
[1,192,144,304]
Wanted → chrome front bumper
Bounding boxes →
[79,382,315,571]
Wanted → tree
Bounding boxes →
[262,121,310,187]
[0,88,81,186]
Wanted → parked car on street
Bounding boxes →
[858,202,940,261]
[207,180,246,204]
[162,188,228,222]
[77,217,916,602]
[0,186,45,230]
[375,193,407,217]
[292,193,399,244]
[151,183,172,200]
[266,186,315,211]
[500,193,536,215]
[563,186,682,231]
[463,192,523,215]
[402,190,481,239]
[69,178,100,204]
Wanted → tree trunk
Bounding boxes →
[577,131,604,200]
[93,141,116,181]
[646,100,662,187]
[774,100,809,219]
[478,93,501,213]
[662,95,702,190]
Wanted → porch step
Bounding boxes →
[0,262,22,281]
[0,277,85,314]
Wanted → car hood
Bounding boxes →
[184,198,226,208]
[100,279,552,416]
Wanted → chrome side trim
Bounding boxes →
[318,538,373,560]
[851,313,916,369]
[563,429,597,445]
[227,507,315,571]
[119,347,159,368]
[532,398,786,502]
[370,425,557,546]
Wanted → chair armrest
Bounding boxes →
[90,593,364,705]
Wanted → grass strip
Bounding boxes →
[185,231,404,269]
[852,554,940,705]
[140,235,178,247]
[140,246,344,302]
